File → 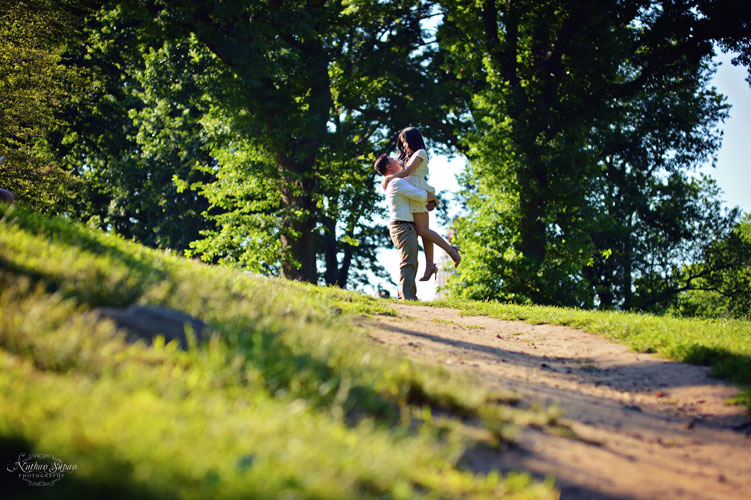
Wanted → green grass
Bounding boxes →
[0,206,556,499]
[433,299,751,411]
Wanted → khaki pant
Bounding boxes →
[389,221,418,301]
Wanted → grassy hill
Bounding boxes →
[1,206,749,499]
[0,206,556,500]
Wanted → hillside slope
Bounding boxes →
[0,207,555,499]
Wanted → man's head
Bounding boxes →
[374,154,401,176]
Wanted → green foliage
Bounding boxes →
[673,215,751,319]
[125,0,459,283]
[0,0,92,212]
[582,63,734,313]
[51,0,462,287]
[8,0,748,312]
[55,9,214,251]
[0,207,557,499]
[439,0,749,311]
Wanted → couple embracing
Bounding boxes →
[374,127,461,300]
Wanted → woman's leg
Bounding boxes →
[413,211,460,266]
[413,212,434,265]
[414,211,438,281]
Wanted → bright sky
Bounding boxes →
[367,51,751,300]
[698,52,751,212]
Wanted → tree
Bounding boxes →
[0,0,102,212]
[132,0,459,284]
[439,0,751,307]
[582,57,730,312]
[672,215,751,319]
[56,13,214,251]
[54,0,463,287]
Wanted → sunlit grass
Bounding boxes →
[0,207,556,499]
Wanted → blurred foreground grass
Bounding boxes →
[0,206,556,500]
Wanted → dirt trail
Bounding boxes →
[361,303,751,500]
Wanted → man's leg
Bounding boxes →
[389,222,418,300]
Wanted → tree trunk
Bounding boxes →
[321,214,355,289]
[279,176,318,282]
[335,246,353,288]
[622,217,634,310]
[597,270,614,309]
[322,215,339,286]
[517,161,547,263]
[276,35,332,284]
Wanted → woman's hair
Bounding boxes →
[397,127,427,166]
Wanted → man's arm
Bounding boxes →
[390,178,431,203]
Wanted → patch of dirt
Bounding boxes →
[360,303,751,500]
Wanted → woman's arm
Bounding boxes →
[381,151,425,190]
[393,151,425,179]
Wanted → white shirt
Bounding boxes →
[385,178,428,222]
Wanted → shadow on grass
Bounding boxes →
[0,209,169,309]
[682,345,751,388]
[222,315,402,423]
[0,209,477,427]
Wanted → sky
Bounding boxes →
[698,52,751,212]
[367,52,751,300]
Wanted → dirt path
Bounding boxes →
[361,304,751,500]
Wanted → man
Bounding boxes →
[374,154,438,300]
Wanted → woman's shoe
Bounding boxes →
[419,263,439,281]
[450,246,462,268]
